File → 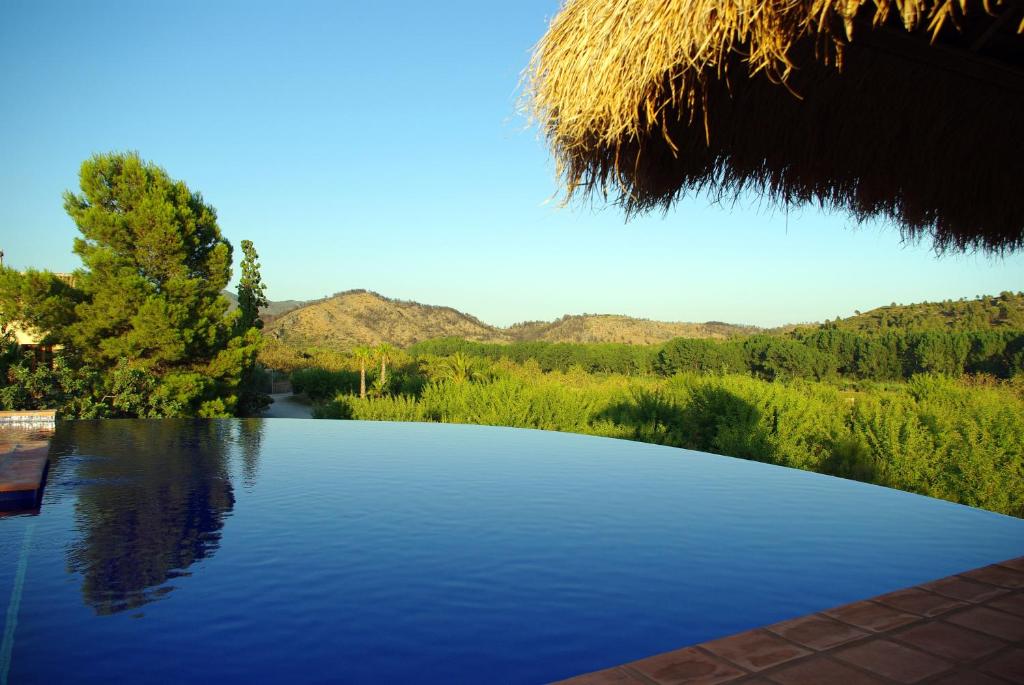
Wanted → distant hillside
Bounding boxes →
[266,290,505,348]
[819,292,1024,334]
[222,291,309,321]
[265,290,758,348]
[508,314,758,345]
[253,289,1023,349]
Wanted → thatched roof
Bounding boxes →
[525,0,1024,253]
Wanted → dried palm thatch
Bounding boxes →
[525,0,1024,253]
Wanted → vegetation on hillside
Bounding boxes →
[265,291,1024,354]
[812,292,1024,334]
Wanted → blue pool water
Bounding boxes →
[1,419,1022,684]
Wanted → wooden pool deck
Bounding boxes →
[555,557,1024,685]
[0,419,53,512]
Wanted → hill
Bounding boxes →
[818,292,1024,334]
[257,290,1024,349]
[265,290,758,349]
[266,290,505,348]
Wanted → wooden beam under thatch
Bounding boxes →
[525,0,1024,253]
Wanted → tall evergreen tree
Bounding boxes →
[61,151,261,416]
[234,239,271,415]
[236,240,268,332]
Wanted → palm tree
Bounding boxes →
[352,346,373,399]
[439,352,477,384]
[375,342,397,391]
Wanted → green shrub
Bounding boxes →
[290,368,357,402]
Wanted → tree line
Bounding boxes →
[402,328,1024,382]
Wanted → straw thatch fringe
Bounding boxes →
[526,0,1024,253]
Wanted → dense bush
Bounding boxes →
[653,338,745,375]
[795,328,1024,380]
[408,338,656,374]
[0,353,195,418]
[259,339,352,373]
[290,367,358,402]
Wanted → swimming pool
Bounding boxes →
[1,419,1022,683]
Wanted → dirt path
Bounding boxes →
[262,393,314,419]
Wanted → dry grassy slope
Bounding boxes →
[267,290,507,348]
[267,290,758,348]
[508,315,757,344]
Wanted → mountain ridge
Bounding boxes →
[263,289,760,348]
[253,289,1024,349]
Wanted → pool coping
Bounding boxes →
[0,426,52,513]
[553,557,1024,684]
[0,410,56,429]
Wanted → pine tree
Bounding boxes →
[62,151,260,416]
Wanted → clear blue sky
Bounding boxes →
[1,0,1020,328]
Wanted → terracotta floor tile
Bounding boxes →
[835,639,951,683]
[823,601,919,633]
[701,631,810,672]
[629,647,747,685]
[996,557,1024,572]
[980,648,1024,683]
[987,592,1024,618]
[765,656,887,685]
[765,614,867,651]
[892,621,1005,662]
[946,606,1024,641]
[555,558,1024,685]
[874,587,967,617]
[922,577,1008,603]
[960,564,1024,589]
[554,666,651,684]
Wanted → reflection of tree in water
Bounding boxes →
[234,418,263,488]
[63,420,238,615]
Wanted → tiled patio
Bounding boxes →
[555,557,1024,684]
